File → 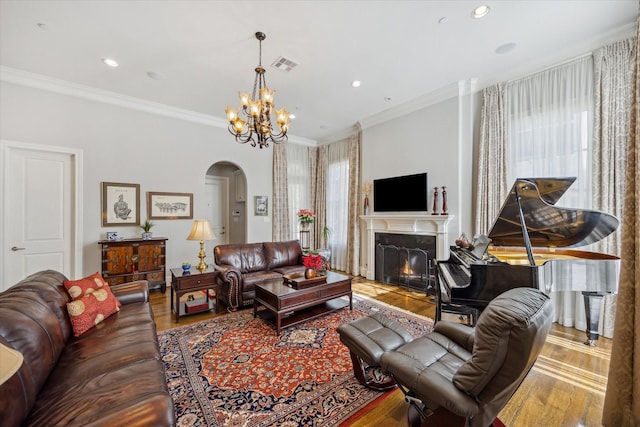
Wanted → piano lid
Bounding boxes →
[488,178,619,248]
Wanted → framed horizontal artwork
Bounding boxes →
[101,182,140,226]
[147,192,193,220]
[254,195,268,216]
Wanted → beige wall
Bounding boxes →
[0,81,275,278]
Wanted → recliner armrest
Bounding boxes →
[434,320,475,351]
[111,280,149,305]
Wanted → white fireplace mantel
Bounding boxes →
[360,214,454,280]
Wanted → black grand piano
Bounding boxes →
[437,177,620,345]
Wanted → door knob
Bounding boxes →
[11,246,26,251]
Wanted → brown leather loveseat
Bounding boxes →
[214,240,306,311]
[0,270,175,427]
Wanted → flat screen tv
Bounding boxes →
[373,172,428,212]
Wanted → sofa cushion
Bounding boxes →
[264,240,303,270]
[66,289,121,337]
[214,243,268,273]
[242,271,283,292]
[271,265,306,276]
[24,302,173,426]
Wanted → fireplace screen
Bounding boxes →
[375,232,436,294]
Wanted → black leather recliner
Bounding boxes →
[338,287,553,427]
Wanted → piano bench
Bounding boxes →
[337,312,414,391]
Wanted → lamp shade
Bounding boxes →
[186,220,216,241]
[0,342,23,385]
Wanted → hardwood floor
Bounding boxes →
[150,275,611,427]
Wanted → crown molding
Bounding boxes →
[0,66,317,146]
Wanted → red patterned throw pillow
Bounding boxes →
[63,272,121,306]
[66,289,120,337]
[63,272,121,336]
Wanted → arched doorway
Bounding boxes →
[206,162,247,245]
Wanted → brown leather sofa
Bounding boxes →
[214,240,306,311]
[0,270,175,427]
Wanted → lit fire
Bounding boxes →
[402,259,414,276]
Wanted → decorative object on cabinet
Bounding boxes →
[186,220,216,272]
[106,231,120,241]
[170,266,220,323]
[98,237,168,292]
[101,182,140,226]
[255,196,268,216]
[147,192,193,220]
[140,219,154,239]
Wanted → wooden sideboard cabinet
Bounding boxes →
[98,238,168,292]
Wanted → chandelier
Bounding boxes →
[225,32,291,149]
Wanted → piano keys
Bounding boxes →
[437,177,620,345]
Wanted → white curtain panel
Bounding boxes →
[327,139,350,271]
[475,84,508,236]
[504,56,601,334]
[286,143,311,241]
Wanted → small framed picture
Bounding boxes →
[106,231,119,241]
[254,196,268,216]
[101,182,140,226]
[147,192,193,220]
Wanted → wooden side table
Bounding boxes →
[170,266,220,323]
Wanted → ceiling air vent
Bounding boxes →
[271,56,298,72]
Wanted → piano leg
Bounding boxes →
[582,292,605,346]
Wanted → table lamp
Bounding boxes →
[0,342,23,385]
[186,220,216,272]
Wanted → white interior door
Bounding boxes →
[2,142,81,291]
[205,176,228,247]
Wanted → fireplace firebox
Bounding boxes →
[375,233,436,294]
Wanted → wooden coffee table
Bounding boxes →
[253,271,352,335]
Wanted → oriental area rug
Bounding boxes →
[158,294,434,426]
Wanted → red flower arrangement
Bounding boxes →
[303,253,324,270]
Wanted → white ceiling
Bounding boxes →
[0,1,636,143]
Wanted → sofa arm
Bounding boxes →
[214,264,243,310]
[434,320,475,351]
[111,280,149,305]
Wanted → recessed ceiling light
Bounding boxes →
[289,114,296,119]
[102,58,119,68]
[351,80,361,88]
[384,97,392,101]
[36,23,47,30]
[496,42,517,54]
[438,17,448,25]
[471,5,490,19]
